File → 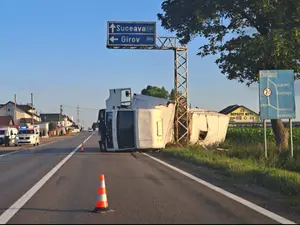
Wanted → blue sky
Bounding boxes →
[0,0,299,127]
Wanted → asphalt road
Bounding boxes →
[0,133,295,224]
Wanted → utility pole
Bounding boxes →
[60,105,63,117]
[31,93,34,125]
[14,94,17,124]
[76,105,80,125]
[59,105,63,123]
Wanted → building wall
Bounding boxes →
[0,103,41,124]
[66,120,73,127]
[0,103,13,117]
[228,106,260,122]
[57,120,73,128]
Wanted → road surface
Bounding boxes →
[0,135,76,156]
[0,133,296,224]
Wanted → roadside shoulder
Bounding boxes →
[147,150,300,223]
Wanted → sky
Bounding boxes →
[0,0,299,128]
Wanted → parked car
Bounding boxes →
[0,127,18,147]
[15,126,40,146]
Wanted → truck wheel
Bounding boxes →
[99,141,106,152]
[101,143,105,152]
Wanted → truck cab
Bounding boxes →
[98,88,176,152]
[15,126,40,146]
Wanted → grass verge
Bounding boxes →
[163,146,300,197]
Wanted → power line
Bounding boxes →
[62,105,99,111]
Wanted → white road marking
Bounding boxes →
[0,150,22,158]
[0,140,60,158]
[143,153,296,224]
[0,133,94,224]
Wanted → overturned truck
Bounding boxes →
[98,88,230,152]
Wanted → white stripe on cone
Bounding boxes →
[99,181,106,188]
[98,194,107,202]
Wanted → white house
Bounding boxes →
[0,101,41,125]
[40,113,75,128]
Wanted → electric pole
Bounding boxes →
[14,94,16,124]
[76,105,80,125]
[59,105,63,122]
[60,105,63,116]
[31,93,34,125]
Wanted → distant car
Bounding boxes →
[73,128,80,133]
[88,128,93,132]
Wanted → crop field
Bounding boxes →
[225,127,300,146]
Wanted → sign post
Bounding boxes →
[290,119,294,157]
[263,120,267,158]
[259,70,296,158]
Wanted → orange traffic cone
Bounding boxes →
[80,143,84,152]
[92,174,114,213]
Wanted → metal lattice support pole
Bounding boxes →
[174,48,189,145]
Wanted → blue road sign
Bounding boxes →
[107,21,156,47]
[259,70,296,120]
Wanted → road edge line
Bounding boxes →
[0,133,94,224]
[142,153,296,225]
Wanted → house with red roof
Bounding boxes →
[0,116,15,127]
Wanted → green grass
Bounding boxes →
[165,127,300,196]
[222,127,300,173]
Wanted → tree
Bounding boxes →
[158,0,300,151]
[141,86,183,101]
[169,88,176,101]
[49,122,57,131]
[169,88,183,101]
[141,85,170,99]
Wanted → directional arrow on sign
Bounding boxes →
[109,36,118,43]
[110,24,116,33]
